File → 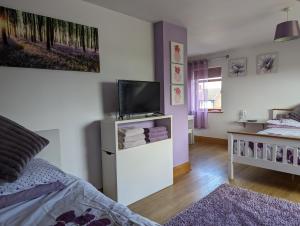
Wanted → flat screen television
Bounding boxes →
[118,80,161,117]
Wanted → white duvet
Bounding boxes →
[266,119,300,128]
[258,127,300,137]
[0,175,160,226]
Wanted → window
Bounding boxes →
[198,67,222,112]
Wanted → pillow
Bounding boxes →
[275,113,289,120]
[267,119,300,128]
[289,112,300,122]
[288,105,300,122]
[0,158,68,196]
[0,115,49,182]
[0,181,65,209]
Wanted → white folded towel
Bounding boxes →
[119,139,146,149]
[118,133,146,143]
[118,127,144,137]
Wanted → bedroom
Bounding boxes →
[1,0,300,225]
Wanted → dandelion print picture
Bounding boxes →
[0,5,100,72]
[257,52,278,74]
[228,57,247,77]
[171,85,184,105]
[171,41,184,64]
[171,63,184,84]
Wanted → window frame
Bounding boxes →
[198,67,223,113]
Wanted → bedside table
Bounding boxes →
[236,120,267,129]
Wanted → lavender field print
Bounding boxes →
[0,6,100,72]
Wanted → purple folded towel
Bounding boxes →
[146,135,168,143]
[144,127,167,133]
[145,131,168,138]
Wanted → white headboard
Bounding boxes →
[35,129,61,168]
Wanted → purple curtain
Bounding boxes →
[188,60,209,129]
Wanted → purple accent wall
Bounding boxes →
[154,21,189,167]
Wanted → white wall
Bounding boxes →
[191,39,300,139]
[0,0,154,188]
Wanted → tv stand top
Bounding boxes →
[103,114,172,125]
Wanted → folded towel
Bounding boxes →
[146,135,168,143]
[118,127,144,137]
[145,131,168,138]
[144,127,167,133]
[118,133,146,143]
[119,139,146,149]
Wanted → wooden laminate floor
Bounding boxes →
[128,142,300,224]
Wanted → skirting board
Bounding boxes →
[195,136,228,146]
[173,162,191,178]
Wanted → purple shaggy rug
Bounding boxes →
[164,184,300,226]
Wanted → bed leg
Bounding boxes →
[228,134,234,180]
[229,161,234,180]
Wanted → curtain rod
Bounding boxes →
[189,54,230,62]
[208,54,230,60]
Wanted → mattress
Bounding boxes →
[0,174,160,226]
[258,127,300,137]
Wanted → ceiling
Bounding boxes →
[85,0,300,56]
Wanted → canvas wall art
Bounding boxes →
[171,63,184,84]
[228,57,247,77]
[171,41,184,64]
[256,52,278,74]
[171,85,184,105]
[0,6,100,72]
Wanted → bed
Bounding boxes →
[0,161,159,226]
[228,109,300,180]
[0,127,159,226]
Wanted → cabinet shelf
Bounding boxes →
[117,138,172,151]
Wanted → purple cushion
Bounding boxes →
[0,181,65,209]
[289,105,300,122]
[0,115,49,182]
[289,112,300,122]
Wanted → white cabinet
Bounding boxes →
[101,115,173,206]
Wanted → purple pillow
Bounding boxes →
[0,115,49,182]
[0,181,65,209]
[289,112,300,122]
[289,106,300,122]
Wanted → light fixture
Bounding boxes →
[274,7,300,42]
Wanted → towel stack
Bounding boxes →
[118,127,146,149]
[144,126,168,143]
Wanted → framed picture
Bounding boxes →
[228,57,247,77]
[171,63,184,84]
[171,85,184,105]
[170,41,184,64]
[256,52,278,74]
[0,5,100,72]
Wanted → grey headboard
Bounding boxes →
[35,129,61,168]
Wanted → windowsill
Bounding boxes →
[208,110,223,113]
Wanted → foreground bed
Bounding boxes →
[228,109,300,180]
[0,159,159,226]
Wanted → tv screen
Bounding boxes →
[118,80,160,117]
